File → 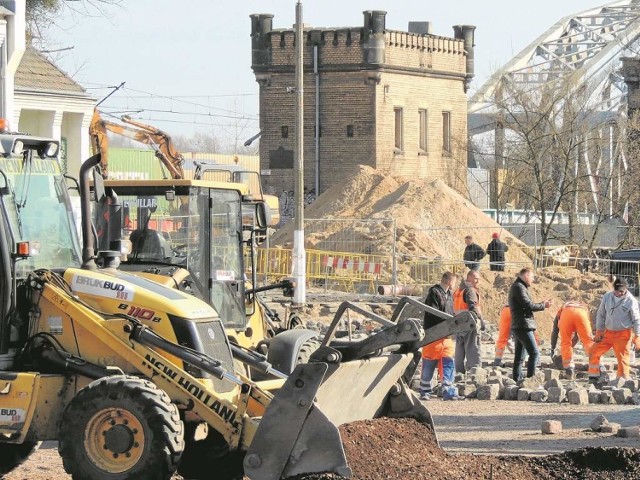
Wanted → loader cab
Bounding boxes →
[0,132,82,355]
[93,179,250,329]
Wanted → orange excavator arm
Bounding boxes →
[89,109,185,179]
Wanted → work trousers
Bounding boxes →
[589,329,632,379]
[420,357,455,395]
[512,329,539,381]
[559,307,593,369]
[494,308,511,363]
[455,329,482,374]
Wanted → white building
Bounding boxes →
[0,0,95,176]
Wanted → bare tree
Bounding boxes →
[27,0,122,45]
[173,130,259,156]
[471,74,628,248]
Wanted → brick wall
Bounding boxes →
[253,16,471,198]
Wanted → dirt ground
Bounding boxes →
[7,400,639,480]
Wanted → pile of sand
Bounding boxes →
[271,165,531,263]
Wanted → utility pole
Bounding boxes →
[292,0,306,305]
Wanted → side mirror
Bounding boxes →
[255,202,271,230]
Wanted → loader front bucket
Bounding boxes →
[244,351,435,480]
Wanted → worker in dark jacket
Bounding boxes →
[508,267,551,381]
[487,232,509,271]
[463,235,486,271]
[420,271,460,400]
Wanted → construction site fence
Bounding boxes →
[248,245,640,296]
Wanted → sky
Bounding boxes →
[48,0,613,145]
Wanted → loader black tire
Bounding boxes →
[0,441,39,476]
[59,375,184,480]
[296,338,321,364]
[177,424,244,480]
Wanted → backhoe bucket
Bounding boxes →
[244,352,435,480]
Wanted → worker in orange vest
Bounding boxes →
[589,277,640,382]
[420,272,463,400]
[550,301,594,380]
[454,269,485,373]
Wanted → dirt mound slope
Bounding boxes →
[270,165,530,262]
[288,418,639,480]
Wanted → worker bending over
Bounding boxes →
[552,301,594,380]
[589,277,640,382]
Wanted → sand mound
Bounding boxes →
[271,165,530,263]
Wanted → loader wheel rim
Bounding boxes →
[84,407,145,473]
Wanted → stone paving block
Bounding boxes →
[547,387,566,403]
[476,383,500,400]
[632,392,640,406]
[487,377,504,387]
[458,383,477,398]
[530,390,549,403]
[588,390,602,404]
[546,378,563,389]
[600,390,614,404]
[504,385,520,401]
[601,423,621,434]
[520,371,546,390]
[617,426,640,438]
[503,378,517,387]
[541,420,563,434]
[544,369,560,382]
[590,415,609,432]
[469,367,487,382]
[608,377,627,389]
[623,379,639,392]
[565,381,580,391]
[567,389,589,405]
[613,388,632,405]
[517,388,533,401]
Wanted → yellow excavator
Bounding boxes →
[89,109,311,376]
[0,128,477,479]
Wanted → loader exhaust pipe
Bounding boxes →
[80,154,101,270]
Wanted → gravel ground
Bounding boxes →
[5,399,639,480]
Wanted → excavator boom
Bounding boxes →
[89,109,184,179]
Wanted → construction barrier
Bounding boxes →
[320,255,382,275]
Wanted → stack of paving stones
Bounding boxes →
[447,365,640,405]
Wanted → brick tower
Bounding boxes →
[250,10,475,211]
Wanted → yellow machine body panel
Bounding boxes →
[0,373,73,443]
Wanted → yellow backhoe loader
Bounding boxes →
[89,109,314,377]
[0,129,476,479]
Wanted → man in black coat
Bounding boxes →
[487,232,509,271]
[463,235,486,271]
[419,272,459,400]
[508,267,551,381]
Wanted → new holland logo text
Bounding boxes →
[143,354,238,427]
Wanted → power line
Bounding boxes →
[82,82,258,115]
[100,105,259,121]
[126,116,258,129]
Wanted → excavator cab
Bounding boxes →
[94,178,249,330]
